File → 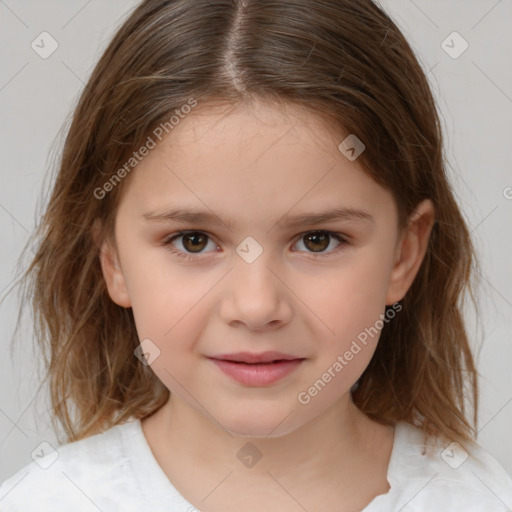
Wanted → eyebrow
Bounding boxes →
[142,206,373,230]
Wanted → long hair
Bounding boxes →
[10,0,479,447]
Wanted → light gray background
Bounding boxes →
[1,0,511,483]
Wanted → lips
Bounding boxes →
[207,351,305,386]
[208,351,302,364]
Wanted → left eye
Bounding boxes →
[162,230,348,259]
[293,231,347,255]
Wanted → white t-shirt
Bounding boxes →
[1,418,512,511]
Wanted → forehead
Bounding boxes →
[115,100,395,228]
[164,101,343,153]
[132,103,357,180]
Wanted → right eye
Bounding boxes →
[162,231,219,259]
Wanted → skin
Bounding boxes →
[98,100,435,512]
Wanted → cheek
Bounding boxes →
[119,246,207,350]
[292,245,396,395]
[128,272,213,386]
[128,269,213,342]
[298,248,394,339]
[124,264,239,398]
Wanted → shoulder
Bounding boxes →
[0,420,141,512]
[385,421,512,511]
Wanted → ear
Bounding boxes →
[93,220,132,308]
[385,199,435,305]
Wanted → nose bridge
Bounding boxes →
[233,234,280,294]
[219,235,291,329]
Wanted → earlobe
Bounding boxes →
[385,199,435,305]
[98,237,132,308]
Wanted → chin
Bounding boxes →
[221,409,301,439]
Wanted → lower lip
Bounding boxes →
[209,358,304,386]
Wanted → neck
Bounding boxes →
[142,392,394,507]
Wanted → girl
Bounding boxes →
[2,0,512,510]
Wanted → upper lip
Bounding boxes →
[208,351,303,364]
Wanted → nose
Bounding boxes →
[219,252,293,332]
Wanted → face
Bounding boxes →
[100,101,432,438]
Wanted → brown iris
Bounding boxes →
[181,233,208,253]
[302,231,330,252]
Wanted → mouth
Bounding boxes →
[217,360,299,365]
[207,352,305,386]
[208,351,303,364]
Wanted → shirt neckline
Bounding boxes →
[121,418,195,507]
[361,420,425,510]
[121,417,423,509]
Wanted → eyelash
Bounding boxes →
[161,230,349,261]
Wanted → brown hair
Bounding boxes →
[9,0,479,447]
